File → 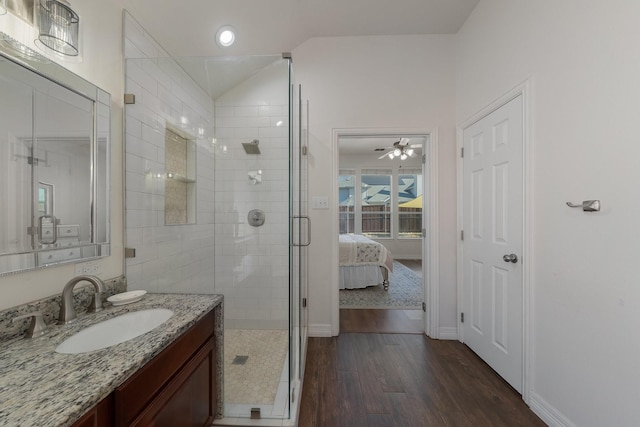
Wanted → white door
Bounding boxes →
[462,95,524,393]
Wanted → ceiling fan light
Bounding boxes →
[393,148,402,157]
[400,153,408,160]
[406,148,414,156]
[388,152,395,159]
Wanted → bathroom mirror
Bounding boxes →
[0,33,110,275]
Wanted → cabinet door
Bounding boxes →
[130,338,216,427]
[115,311,215,425]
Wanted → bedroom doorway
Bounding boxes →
[333,129,439,336]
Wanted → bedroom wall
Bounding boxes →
[457,0,640,425]
[0,1,124,310]
[293,35,458,336]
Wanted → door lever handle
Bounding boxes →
[566,200,600,212]
[503,253,518,263]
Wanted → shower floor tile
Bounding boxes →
[224,329,289,406]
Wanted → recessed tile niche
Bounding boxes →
[164,128,196,225]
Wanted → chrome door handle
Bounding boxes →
[503,253,518,263]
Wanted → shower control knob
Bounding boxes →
[248,209,265,227]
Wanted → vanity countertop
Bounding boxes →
[0,293,223,427]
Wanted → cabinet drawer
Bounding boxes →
[115,311,215,426]
[58,225,80,237]
[38,247,81,264]
[56,237,80,247]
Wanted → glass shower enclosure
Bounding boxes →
[124,51,308,424]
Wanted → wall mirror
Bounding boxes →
[0,33,110,276]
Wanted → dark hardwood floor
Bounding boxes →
[299,310,545,427]
[341,309,424,334]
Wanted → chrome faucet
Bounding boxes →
[58,275,106,325]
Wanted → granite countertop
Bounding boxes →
[0,293,223,427]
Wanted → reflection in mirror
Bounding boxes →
[37,182,54,217]
[0,33,110,275]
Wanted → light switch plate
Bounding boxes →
[75,261,103,276]
[311,196,329,209]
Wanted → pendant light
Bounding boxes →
[36,0,79,56]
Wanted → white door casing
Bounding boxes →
[330,128,439,337]
[461,94,524,393]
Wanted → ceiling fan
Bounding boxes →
[377,138,421,160]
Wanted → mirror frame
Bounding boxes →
[0,32,111,276]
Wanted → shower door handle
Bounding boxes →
[291,215,311,247]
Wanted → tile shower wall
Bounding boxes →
[123,12,217,294]
[214,61,289,329]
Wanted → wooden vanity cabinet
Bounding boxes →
[71,309,217,427]
[71,394,114,427]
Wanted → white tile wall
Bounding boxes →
[214,65,290,329]
[124,13,216,295]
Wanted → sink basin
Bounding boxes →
[55,308,174,354]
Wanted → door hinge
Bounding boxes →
[422,154,426,164]
[461,230,464,241]
[124,247,136,258]
[461,147,464,158]
[124,93,136,104]
[422,302,426,312]
[461,312,465,323]
[422,228,426,238]
[302,297,307,308]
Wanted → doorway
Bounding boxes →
[332,129,439,336]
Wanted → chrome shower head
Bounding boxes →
[242,139,261,154]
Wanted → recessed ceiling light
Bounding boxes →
[216,25,236,47]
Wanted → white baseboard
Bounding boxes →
[438,327,458,340]
[309,324,333,337]
[529,392,575,427]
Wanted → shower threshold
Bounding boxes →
[214,353,292,425]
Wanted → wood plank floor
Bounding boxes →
[341,309,424,334]
[299,310,545,427]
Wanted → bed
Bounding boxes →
[339,234,394,291]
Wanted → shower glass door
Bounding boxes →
[124,49,306,424]
[289,71,310,420]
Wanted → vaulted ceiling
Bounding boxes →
[121,0,480,57]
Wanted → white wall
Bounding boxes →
[0,1,124,309]
[293,35,458,335]
[457,1,640,425]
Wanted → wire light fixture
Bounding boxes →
[36,0,79,56]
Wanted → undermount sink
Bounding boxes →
[55,308,174,354]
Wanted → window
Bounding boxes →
[338,173,355,234]
[398,172,423,238]
[361,172,391,238]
